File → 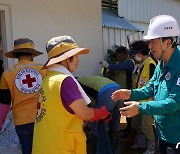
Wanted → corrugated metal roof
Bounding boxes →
[102,9,143,31]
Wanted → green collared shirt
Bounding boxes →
[130,47,180,144]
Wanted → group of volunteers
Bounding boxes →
[102,39,157,154]
[0,14,180,154]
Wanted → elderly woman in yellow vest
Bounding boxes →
[129,40,156,154]
[32,36,111,154]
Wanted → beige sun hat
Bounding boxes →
[43,35,89,68]
[5,38,43,58]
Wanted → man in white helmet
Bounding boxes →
[111,15,180,154]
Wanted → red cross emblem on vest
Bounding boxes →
[22,74,36,88]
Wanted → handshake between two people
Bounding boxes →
[111,89,139,118]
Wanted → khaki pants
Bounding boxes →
[132,114,155,140]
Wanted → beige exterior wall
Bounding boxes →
[0,0,103,76]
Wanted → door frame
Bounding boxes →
[0,3,13,70]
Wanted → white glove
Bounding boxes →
[101,61,109,68]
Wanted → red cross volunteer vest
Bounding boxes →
[0,59,46,125]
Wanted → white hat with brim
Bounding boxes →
[44,47,89,68]
[43,35,89,68]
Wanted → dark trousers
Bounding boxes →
[92,86,123,153]
[15,122,34,154]
[92,86,123,137]
[159,139,180,154]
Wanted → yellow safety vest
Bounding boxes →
[114,69,127,88]
[133,57,156,101]
[33,71,86,154]
[114,59,135,89]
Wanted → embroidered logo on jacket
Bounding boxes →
[15,68,42,94]
[165,72,171,80]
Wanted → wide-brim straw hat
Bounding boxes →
[5,38,43,58]
[43,35,89,68]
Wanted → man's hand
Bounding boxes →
[119,101,139,117]
[111,89,131,101]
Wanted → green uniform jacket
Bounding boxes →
[130,47,180,144]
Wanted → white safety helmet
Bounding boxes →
[143,15,180,40]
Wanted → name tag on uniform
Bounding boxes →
[176,142,180,149]
[177,78,180,86]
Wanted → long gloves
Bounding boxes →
[91,106,112,123]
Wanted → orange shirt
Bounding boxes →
[0,59,46,125]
